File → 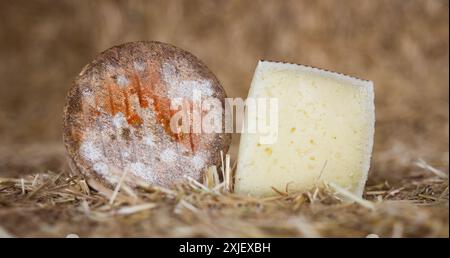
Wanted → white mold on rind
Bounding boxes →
[63,41,231,189]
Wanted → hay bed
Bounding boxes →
[0,157,448,238]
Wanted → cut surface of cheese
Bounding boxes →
[235,61,375,197]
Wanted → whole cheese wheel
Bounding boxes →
[63,41,231,188]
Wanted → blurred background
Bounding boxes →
[0,0,448,181]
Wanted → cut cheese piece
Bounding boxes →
[235,61,375,197]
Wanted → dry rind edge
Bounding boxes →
[259,59,372,84]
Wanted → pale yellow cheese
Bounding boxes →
[235,61,375,197]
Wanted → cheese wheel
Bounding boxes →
[235,61,375,197]
[63,41,230,188]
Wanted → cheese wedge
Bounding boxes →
[235,61,375,197]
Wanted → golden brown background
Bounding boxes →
[0,0,448,238]
[0,0,448,181]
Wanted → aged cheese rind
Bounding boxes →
[235,61,375,197]
[63,41,231,188]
